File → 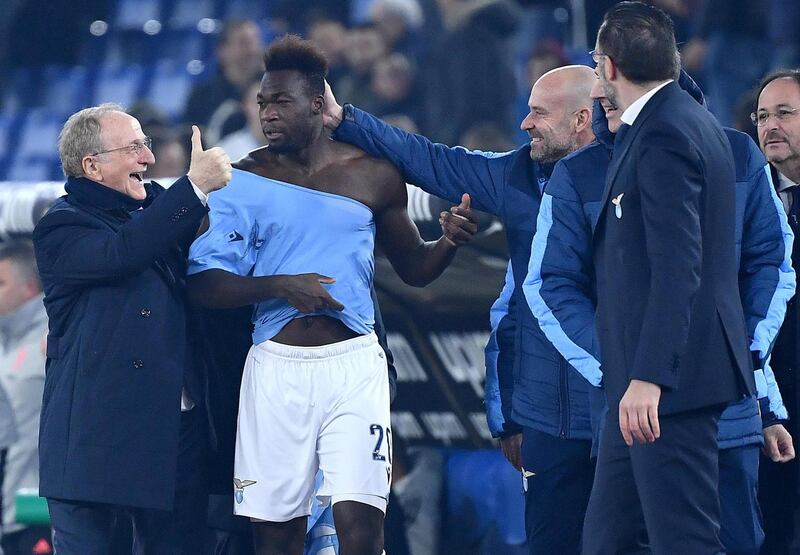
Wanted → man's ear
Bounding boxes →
[312,95,324,114]
[576,107,592,132]
[22,279,40,300]
[81,155,102,181]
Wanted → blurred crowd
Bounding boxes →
[125,0,800,179]
[0,0,799,179]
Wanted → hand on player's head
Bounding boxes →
[322,81,344,131]
[187,125,232,194]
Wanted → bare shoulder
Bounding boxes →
[234,147,273,173]
[330,141,405,190]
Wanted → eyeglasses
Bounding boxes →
[590,50,608,65]
[91,137,153,156]
[750,108,800,127]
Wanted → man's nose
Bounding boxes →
[765,114,782,131]
[590,79,603,100]
[520,113,534,132]
[140,146,155,164]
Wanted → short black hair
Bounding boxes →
[263,34,328,96]
[757,69,800,103]
[598,1,679,84]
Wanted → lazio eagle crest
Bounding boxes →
[234,478,257,504]
[612,193,625,219]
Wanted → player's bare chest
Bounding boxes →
[249,164,383,212]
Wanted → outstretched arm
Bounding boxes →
[377,174,478,287]
[324,81,513,216]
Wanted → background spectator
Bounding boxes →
[216,81,267,161]
[369,0,427,63]
[146,132,189,180]
[183,19,265,145]
[682,0,771,126]
[337,23,389,108]
[366,53,420,122]
[0,241,49,555]
[421,0,521,144]
[307,17,350,87]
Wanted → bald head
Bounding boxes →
[535,65,596,112]
[520,65,596,162]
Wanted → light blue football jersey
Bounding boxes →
[188,168,376,344]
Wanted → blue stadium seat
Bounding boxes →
[0,114,22,180]
[42,66,89,117]
[1,68,39,114]
[93,64,146,108]
[103,31,142,66]
[219,0,269,21]
[146,60,195,121]
[168,0,217,30]
[159,29,213,64]
[6,155,60,183]
[114,0,162,30]
[16,110,63,162]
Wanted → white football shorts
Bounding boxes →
[233,332,392,522]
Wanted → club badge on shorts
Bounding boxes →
[612,193,625,219]
[233,478,257,504]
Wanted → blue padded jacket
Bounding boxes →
[334,105,592,439]
[518,73,792,448]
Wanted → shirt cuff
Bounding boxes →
[754,368,768,399]
[188,178,208,206]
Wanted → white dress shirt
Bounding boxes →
[620,80,674,126]
[777,171,798,215]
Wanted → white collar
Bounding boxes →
[778,171,799,192]
[620,80,674,126]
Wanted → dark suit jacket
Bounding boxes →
[594,81,754,415]
[33,176,208,510]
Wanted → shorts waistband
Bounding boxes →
[254,332,378,360]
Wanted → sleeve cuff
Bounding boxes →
[754,368,768,399]
[759,396,788,428]
[188,178,208,206]
[499,420,523,437]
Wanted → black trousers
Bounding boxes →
[47,408,209,555]
[521,427,594,555]
[583,404,725,555]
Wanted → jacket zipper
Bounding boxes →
[559,358,569,438]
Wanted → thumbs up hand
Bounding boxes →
[187,125,232,194]
[439,193,478,247]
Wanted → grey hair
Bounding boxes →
[58,103,126,178]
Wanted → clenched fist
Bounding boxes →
[187,125,232,194]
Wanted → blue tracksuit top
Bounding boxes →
[517,90,792,448]
[334,105,592,439]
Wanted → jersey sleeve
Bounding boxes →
[188,182,259,276]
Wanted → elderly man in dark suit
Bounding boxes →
[582,3,755,554]
[32,103,231,554]
[755,69,800,554]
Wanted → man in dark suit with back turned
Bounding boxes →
[32,103,231,554]
[582,3,755,554]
